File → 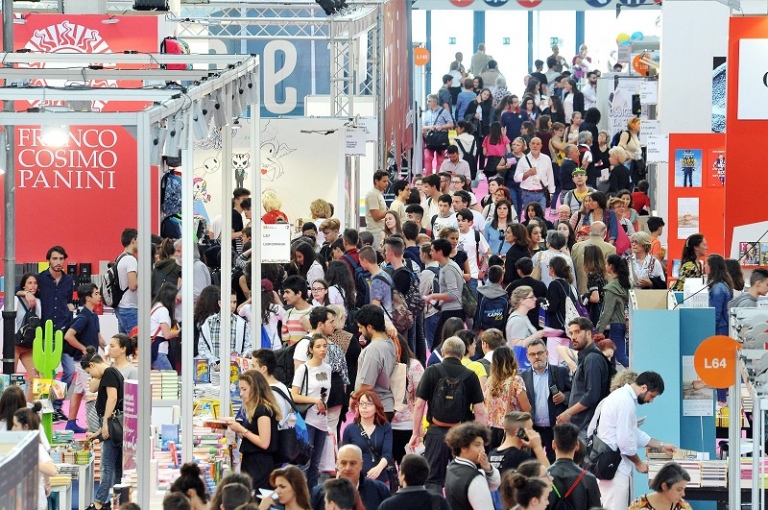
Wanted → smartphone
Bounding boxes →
[550,384,559,395]
[516,428,529,441]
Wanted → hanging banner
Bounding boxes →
[123,379,138,471]
[608,78,637,136]
[413,0,660,9]
[682,356,714,417]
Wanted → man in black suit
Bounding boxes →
[521,339,571,463]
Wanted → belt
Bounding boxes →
[525,188,544,193]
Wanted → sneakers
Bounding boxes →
[65,420,87,434]
[52,410,68,423]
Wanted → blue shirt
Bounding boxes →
[341,422,393,483]
[69,307,100,361]
[531,365,551,427]
[484,223,512,256]
[456,91,476,121]
[500,110,528,141]
[709,281,733,335]
[424,107,453,128]
[36,270,73,331]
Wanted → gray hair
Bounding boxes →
[609,146,628,164]
[650,462,691,492]
[495,76,507,88]
[546,231,566,250]
[577,131,593,144]
[174,239,201,261]
[427,93,439,103]
[565,144,578,157]
[442,337,467,358]
[590,221,607,237]
[630,231,652,251]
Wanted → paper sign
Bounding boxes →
[345,127,367,156]
[639,119,660,145]
[646,135,668,163]
[359,117,378,142]
[677,197,700,240]
[260,223,292,263]
[618,45,631,64]
[682,356,714,417]
[640,81,658,105]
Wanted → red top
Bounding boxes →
[262,210,288,224]
[631,192,650,213]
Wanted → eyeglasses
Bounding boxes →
[528,351,547,358]
[311,287,327,292]
[358,401,375,408]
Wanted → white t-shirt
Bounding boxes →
[117,253,138,309]
[150,304,171,355]
[293,336,312,364]
[470,210,487,232]
[532,250,575,287]
[239,303,286,350]
[269,381,294,429]
[292,362,332,430]
[432,213,459,238]
[459,229,491,278]
[328,285,347,306]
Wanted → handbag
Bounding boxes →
[558,279,588,326]
[271,385,314,465]
[586,407,622,480]
[108,410,124,447]
[294,364,313,418]
[425,108,450,151]
[357,423,400,494]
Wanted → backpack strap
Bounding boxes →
[342,253,360,270]
[564,470,587,498]
[474,230,481,267]
[18,298,29,313]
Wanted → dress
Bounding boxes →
[671,261,703,292]
[483,375,527,430]
[629,495,693,510]
[240,404,279,490]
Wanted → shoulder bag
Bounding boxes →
[585,406,622,480]
[357,423,400,494]
[425,108,450,151]
[106,368,125,447]
[293,363,313,418]
[271,385,314,465]
[525,154,551,207]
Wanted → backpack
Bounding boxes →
[160,172,182,216]
[15,299,40,349]
[426,266,441,294]
[209,268,222,287]
[343,254,372,308]
[462,283,478,319]
[274,340,301,387]
[101,253,130,308]
[159,36,191,71]
[374,273,414,333]
[160,214,182,238]
[151,264,181,298]
[610,129,630,148]
[430,363,473,426]
[395,266,425,317]
[550,470,588,510]
[454,138,477,173]
[475,292,510,333]
[557,280,589,326]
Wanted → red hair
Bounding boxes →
[354,391,388,426]
[595,338,617,353]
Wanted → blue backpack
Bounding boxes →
[260,325,271,349]
[475,293,510,332]
[342,254,372,308]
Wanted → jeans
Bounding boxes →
[95,429,121,504]
[407,322,417,359]
[549,185,562,212]
[303,424,327,489]
[115,306,138,335]
[55,353,76,411]
[425,314,440,352]
[508,183,523,218]
[152,352,174,371]
[521,190,546,212]
[466,278,478,297]
[415,313,427,365]
[609,322,629,368]
[683,168,693,187]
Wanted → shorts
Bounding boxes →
[72,362,89,395]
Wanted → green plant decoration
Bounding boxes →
[33,320,63,443]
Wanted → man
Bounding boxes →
[647,216,665,261]
[556,318,612,436]
[382,237,418,345]
[301,222,320,252]
[479,61,501,92]
[423,95,454,173]
[63,283,106,433]
[220,483,251,510]
[410,337,486,495]
[320,218,341,263]
[469,44,492,76]
[352,304,398,418]
[37,246,75,423]
[341,228,361,272]
[582,70,598,110]
[561,167,595,215]
[430,194,458,239]
[438,172,452,195]
[310,445,390,510]
[365,170,390,246]
[488,412,549,473]
[513,137,555,211]
[437,74,454,112]
[405,205,427,236]
[323,478,356,510]
[521,338,571,463]
[114,228,139,335]
[589,371,677,509]
[444,422,500,510]
[478,328,505,374]
[475,270,509,338]
[424,239,465,344]
[232,187,251,254]
[198,290,252,365]
[360,246,393,315]
[548,44,569,73]
[280,276,313,345]
[390,180,410,223]
[402,221,423,270]
[452,191,485,232]
[500,96,525,143]
[530,60,549,96]
[378,454,450,510]
[422,174,442,231]
[457,208,490,296]
[557,204,572,223]
[507,258,548,328]
[294,306,337,370]
[544,56,560,92]
[547,423,602,510]
[439,146,471,180]
[730,268,768,308]
[570,221,616,296]
[452,51,466,76]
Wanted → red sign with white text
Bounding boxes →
[384,0,413,163]
[0,14,160,269]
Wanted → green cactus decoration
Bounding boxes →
[33,320,63,443]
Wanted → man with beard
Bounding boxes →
[351,305,398,420]
[586,371,677,509]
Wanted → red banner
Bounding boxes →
[383,0,413,164]
[0,14,160,268]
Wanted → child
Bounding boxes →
[445,422,501,510]
[456,208,491,296]
[476,265,509,333]
[647,216,666,262]
[631,179,651,215]
[431,194,459,239]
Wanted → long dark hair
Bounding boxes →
[325,260,356,308]
[607,254,631,290]
[0,386,26,430]
[707,254,733,291]
[725,259,745,291]
[489,121,503,145]
[438,317,465,349]
[550,255,573,284]
[509,223,531,248]
[261,282,277,324]
[681,234,705,265]
[269,466,311,510]
[492,199,513,230]
[152,282,179,328]
[556,220,576,252]
[524,79,540,98]
[293,242,317,278]
[194,285,221,326]
[549,95,563,113]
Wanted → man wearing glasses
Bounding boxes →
[521,339,571,463]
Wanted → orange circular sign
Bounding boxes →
[633,54,649,76]
[414,47,430,67]
[693,335,742,389]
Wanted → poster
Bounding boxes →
[674,149,702,188]
[123,380,138,471]
[677,198,700,240]
[261,224,292,263]
[707,150,725,187]
[682,356,714,416]
[739,242,760,267]
[608,78,637,136]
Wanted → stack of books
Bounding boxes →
[49,475,72,488]
[741,457,768,488]
[151,372,163,400]
[161,371,180,400]
[700,460,728,487]
[53,430,75,444]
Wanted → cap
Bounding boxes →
[576,225,590,236]
[572,168,587,176]
[261,279,274,292]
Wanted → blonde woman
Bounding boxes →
[262,190,288,224]
[628,232,665,289]
[310,199,332,244]
[607,146,631,193]
[506,286,546,371]
[619,117,643,181]
[483,346,531,448]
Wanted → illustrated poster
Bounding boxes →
[682,356,714,417]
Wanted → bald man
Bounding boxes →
[514,137,555,213]
[310,445,390,510]
[570,221,616,295]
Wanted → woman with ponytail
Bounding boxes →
[14,403,58,510]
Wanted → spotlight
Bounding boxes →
[163,115,180,157]
[212,90,229,128]
[192,100,211,139]
[177,113,189,148]
[230,82,243,119]
[243,73,258,105]
[40,125,69,147]
[150,123,167,165]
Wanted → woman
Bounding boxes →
[521,96,539,124]
[427,316,465,366]
[629,462,694,510]
[607,147,631,193]
[209,473,253,510]
[472,76,484,95]
[325,260,356,309]
[0,386,27,431]
[501,473,550,510]
[543,96,566,125]
[390,335,424,466]
[525,79,547,110]
[293,242,324,287]
[501,138,527,217]
[596,254,631,368]
[536,115,552,157]
[310,279,331,307]
[465,88,494,169]
[618,189,640,228]
[707,254,733,337]
[341,391,393,484]
[482,176,504,211]
[528,223,544,257]
[383,211,403,238]
[454,121,479,180]
[520,121,536,148]
[82,347,124,510]
[150,282,179,371]
[422,93,454,173]
[482,121,510,180]
[13,403,58,510]
[556,220,576,255]
[439,227,471,286]
[253,279,286,350]
[562,79,584,124]
[324,333,350,439]
[672,234,708,291]
[619,117,643,182]
[169,462,210,510]
[628,232,665,290]
[309,199,332,243]
[484,346,531,448]
[291,334,331,488]
[223,370,280,490]
[574,191,620,245]
[505,287,546,370]
[546,256,577,334]
[581,244,607,325]
[726,259,746,294]
[503,223,532,287]
[524,202,554,231]
[565,111,582,143]
[328,304,360,437]
[108,334,138,380]
[484,199,514,256]
[593,130,611,177]
[259,466,312,510]
[8,273,42,385]
[608,197,636,240]
[262,190,289,225]
[492,76,510,109]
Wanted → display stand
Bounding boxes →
[57,459,95,510]
[0,431,40,509]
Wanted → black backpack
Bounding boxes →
[610,130,629,148]
[274,340,303,387]
[430,364,473,426]
[15,299,40,349]
[550,470,587,510]
[454,138,477,173]
[101,253,130,308]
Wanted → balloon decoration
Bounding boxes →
[414,47,430,66]
[616,33,631,44]
[631,31,644,41]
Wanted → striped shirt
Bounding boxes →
[281,306,313,345]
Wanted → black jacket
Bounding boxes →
[310,475,389,510]
[378,486,451,510]
[520,364,572,427]
[608,163,631,193]
[547,459,602,510]
[503,244,532,286]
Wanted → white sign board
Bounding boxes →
[639,119,660,145]
[646,135,669,163]
[639,81,658,105]
[360,117,378,142]
[738,39,768,120]
[345,127,367,156]
[617,45,631,64]
[261,223,292,263]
